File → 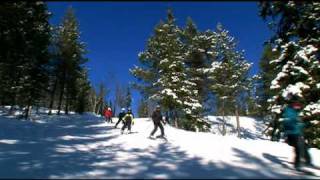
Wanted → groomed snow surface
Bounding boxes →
[0,108,320,179]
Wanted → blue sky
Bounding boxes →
[47,2,273,114]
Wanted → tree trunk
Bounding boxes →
[271,117,280,141]
[174,110,178,128]
[262,123,272,135]
[235,105,241,138]
[96,99,100,115]
[36,105,39,114]
[100,99,105,116]
[166,111,170,124]
[222,99,226,136]
[48,78,58,115]
[65,95,69,115]
[9,104,14,115]
[64,85,69,115]
[57,77,65,115]
[9,96,16,115]
[24,105,31,119]
[92,95,97,113]
[113,101,116,116]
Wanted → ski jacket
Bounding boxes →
[152,110,163,124]
[123,113,134,123]
[282,106,304,136]
[118,112,126,121]
[104,109,112,118]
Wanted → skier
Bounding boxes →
[282,95,314,170]
[149,105,166,139]
[104,107,113,123]
[103,106,108,122]
[115,108,126,128]
[121,108,134,134]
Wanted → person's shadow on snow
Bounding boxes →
[262,153,292,169]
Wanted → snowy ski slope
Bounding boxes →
[0,110,319,179]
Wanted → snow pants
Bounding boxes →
[287,134,311,167]
[115,118,123,128]
[150,121,164,137]
[121,119,132,131]
[105,116,112,123]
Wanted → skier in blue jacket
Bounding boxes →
[282,96,313,170]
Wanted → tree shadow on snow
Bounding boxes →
[0,115,303,179]
[210,117,267,140]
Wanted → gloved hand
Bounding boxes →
[132,120,134,125]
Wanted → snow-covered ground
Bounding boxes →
[207,116,268,139]
[0,109,319,179]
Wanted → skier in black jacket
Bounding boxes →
[149,105,165,138]
[114,108,126,128]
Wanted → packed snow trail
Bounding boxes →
[0,112,319,179]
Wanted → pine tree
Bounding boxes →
[259,2,320,147]
[47,25,61,115]
[256,43,281,140]
[0,2,51,118]
[131,9,209,131]
[207,23,252,136]
[257,43,279,116]
[55,7,87,115]
[75,69,91,114]
[181,17,215,115]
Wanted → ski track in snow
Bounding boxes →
[0,111,319,179]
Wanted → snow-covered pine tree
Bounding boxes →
[255,43,281,140]
[130,19,163,112]
[181,17,216,115]
[260,1,320,147]
[206,23,252,136]
[0,2,51,118]
[242,74,261,116]
[257,43,279,116]
[131,9,209,131]
[268,41,319,144]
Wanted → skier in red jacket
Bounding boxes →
[104,107,113,123]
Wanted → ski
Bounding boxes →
[121,131,138,135]
[296,168,319,177]
[148,136,168,142]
